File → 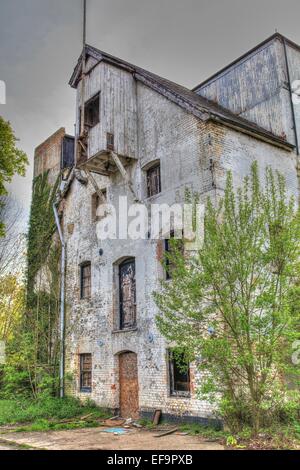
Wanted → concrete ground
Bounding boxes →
[0,427,224,450]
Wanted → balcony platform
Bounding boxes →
[77,149,137,176]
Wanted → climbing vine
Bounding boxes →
[26,171,59,294]
[1,171,62,399]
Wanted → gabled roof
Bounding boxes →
[69,44,294,150]
[192,33,300,92]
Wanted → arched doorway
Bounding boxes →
[119,351,139,418]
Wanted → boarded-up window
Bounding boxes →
[168,350,190,397]
[80,354,92,392]
[91,190,107,221]
[119,259,136,329]
[84,93,100,128]
[80,262,91,299]
[147,163,161,197]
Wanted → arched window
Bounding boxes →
[119,258,136,329]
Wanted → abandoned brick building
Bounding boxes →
[33,33,300,422]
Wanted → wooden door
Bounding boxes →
[119,352,139,419]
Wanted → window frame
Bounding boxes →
[146,162,161,198]
[119,258,136,330]
[168,350,191,398]
[164,231,184,280]
[91,189,107,222]
[79,353,92,393]
[80,262,91,299]
[84,92,100,129]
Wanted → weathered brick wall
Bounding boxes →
[63,63,299,421]
[34,127,65,184]
[206,121,298,200]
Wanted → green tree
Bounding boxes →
[154,162,300,433]
[0,275,24,342]
[0,116,28,235]
[1,172,61,400]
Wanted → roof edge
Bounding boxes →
[68,43,294,151]
[35,127,66,153]
[210,115,294,151]
[192,32,300,91]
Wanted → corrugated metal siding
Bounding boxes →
[286,44,300,151]
[195,38,295,145]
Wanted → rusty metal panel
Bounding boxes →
[119,352,139,418]
[119,259,136,329]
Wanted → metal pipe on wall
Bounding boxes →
[283,37,299,155]
[53,203,66,399]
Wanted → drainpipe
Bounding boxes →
[53,203,65,399]
[283,37,299,155]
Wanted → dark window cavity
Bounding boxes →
[61,135,75,169]
[91,190,107,222]
[168,350,190,397]
[119,259,136,329]
[80,262,91,299]
[147,163,161,198]
[80,354,92,392]
[84,93,100,128]
[165,231,184,280]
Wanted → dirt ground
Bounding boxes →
[0,427,224,450]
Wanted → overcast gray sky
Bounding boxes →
[1,0,300,228]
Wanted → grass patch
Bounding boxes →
[179,422,228,440]
[14,418,102,433]
[137,418,156,429]
[179,422,300,449]
[0,397,111,431]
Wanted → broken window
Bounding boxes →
[91,189,107,222]
[165,231,184,280]
[80,354,92,392]
[147,163,161,198]
[84,93,100,128]
[119,258,136,329]
[61,135,75,170]
[168,350,190,397]
[80,262,91,299]
[106,132,114,151]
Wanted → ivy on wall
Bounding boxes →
[26,171,59,294]
[0,170,63,399]
[24,170,61,394]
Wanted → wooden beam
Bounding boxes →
[84,169,107,203]
[85,165,110,176]
[110,151,140,202]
